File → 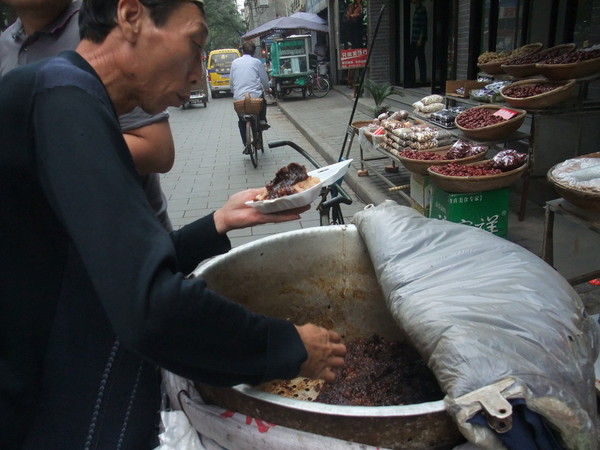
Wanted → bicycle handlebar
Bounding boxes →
[267,140,353,206]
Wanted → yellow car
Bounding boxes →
[207,48,240,98]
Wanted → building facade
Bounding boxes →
[301,0,599,91]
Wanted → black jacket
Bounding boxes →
[0,51,306,449]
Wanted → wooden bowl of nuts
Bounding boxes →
[427,158,528,193]
[501,43,576,77]
[477,43,543,75]
[536,47,600,80]
[500,79,576,109]
[397,145,487,175]
[455,105,527,141]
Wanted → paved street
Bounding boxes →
[161,93,368,247]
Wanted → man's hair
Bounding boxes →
[79,0,205,43]
[242,41,256,55]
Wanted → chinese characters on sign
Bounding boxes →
[340,48,368,69]
[459,215,502,234]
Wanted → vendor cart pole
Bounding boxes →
[338,5,386,162]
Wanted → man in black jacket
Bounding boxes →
[0,0,346,448]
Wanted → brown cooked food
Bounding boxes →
[256,335,443,407]
[255,162,320,201]
[316,335,443,406]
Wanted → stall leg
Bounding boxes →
[542,206,555,266]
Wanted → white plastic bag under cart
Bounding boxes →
[161,371,390,450]
[351,201,599,449]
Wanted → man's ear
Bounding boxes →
[117,0,144,43]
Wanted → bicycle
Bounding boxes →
[233,93,266,168]
[307,64,330,98]
[240,112,264,168]
[268,140,352,226]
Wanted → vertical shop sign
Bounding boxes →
[337,0,368,69]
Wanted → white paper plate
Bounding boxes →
[246,159,353,214]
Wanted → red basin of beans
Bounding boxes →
[456,108,506,129]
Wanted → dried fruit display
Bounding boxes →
[430,161,502,177]
[542,47,600,64]
[504,45,574,65]
[456,108,506,129]
[429,150,527,177]
[502,83,562,98]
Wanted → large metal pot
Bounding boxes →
[191,225,463,449]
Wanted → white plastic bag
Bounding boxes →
[352,201,599,449]
[161,371,388,450]
[154,410,203,450]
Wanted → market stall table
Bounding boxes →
[542,198,600,286]
[355,122,531,220]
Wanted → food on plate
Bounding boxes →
[254,162,320,201]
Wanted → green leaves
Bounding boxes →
[203,0,246,52]
[363,79,402,118]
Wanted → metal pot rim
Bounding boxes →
[232,383,446,416]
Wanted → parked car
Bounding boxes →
[182,81,208,109]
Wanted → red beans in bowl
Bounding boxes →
[455,108,506,129]
[429,161,502,177]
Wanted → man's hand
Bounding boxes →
[295,324,346,382]
[213,189,310,234]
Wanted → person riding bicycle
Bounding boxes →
[230,41,270,153]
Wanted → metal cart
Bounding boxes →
[269,35,313,99]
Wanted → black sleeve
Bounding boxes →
[170,212,231,274]
[33,84,307,385]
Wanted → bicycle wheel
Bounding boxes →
[245,121,257,168]
[257,128,264,154]
[311,77,330,98]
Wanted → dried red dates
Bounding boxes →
[400,150,445,160]
[430,149,527,177]
[456,108,506,129]
[503,84,561,98]
[430,162,502,176]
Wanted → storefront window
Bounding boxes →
[481,0,526,52]
[573,0,599,47]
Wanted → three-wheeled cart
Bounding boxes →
[269,35,312,99]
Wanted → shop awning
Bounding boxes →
[241,16,328,40]
[289,12,327,25]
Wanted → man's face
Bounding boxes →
[132,2,208,114]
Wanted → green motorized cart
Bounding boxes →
[269,35,313,98]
